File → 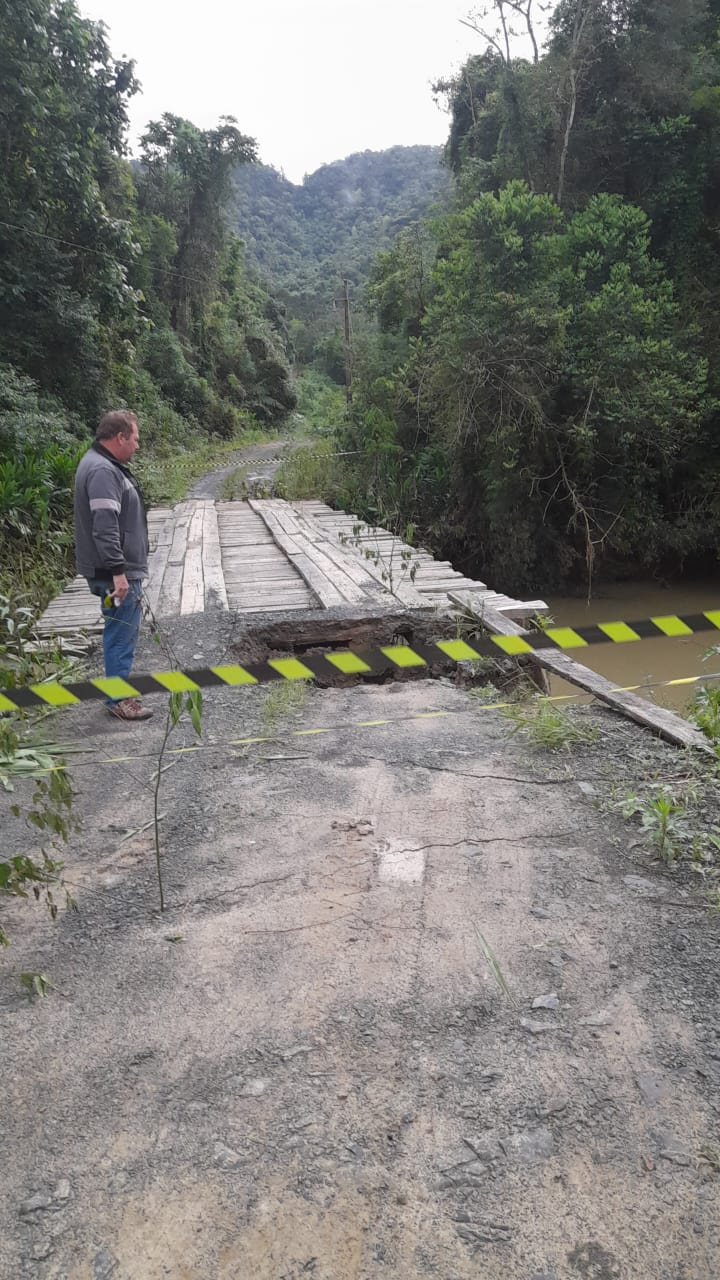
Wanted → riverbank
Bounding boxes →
[2,630,720,1277]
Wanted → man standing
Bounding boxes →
[74,410,153,721]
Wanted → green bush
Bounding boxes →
[274,439,347,502]
[0,363,85,453]
[295,369,346,433]
[138,326,211,419]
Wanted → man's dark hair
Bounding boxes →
[95,410,138,441]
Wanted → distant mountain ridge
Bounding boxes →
[229,145,451,325]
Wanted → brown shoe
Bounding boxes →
[107,698,154,721]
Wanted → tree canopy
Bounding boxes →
[341,0,720,591]
[0,0,297,584]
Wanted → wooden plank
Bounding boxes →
[272,540,339,607]
[297,511,428,608]
[217,519,267,529]
[218,527,275,539]
[492,599,548,620]
[298,513,428,608]
[296,540,370,604]
[201,503,229,611]
[145,526,173,616]
[299,531,397,602]
[225,590,314,606]
[355,558,427,607]
[180,504,205,616]
[157,505,192,617]
[217,512,271,523]
[250,502,344,608]
[37,576,102,636]
[224,584,311,599]
[221,563,307,580]
[336,540,428,608]
[449,589,547,618]
[221,561,295,574]
[229,585,315,598]
[225,581,312,595]
[448,595,710,752]
[299,516,389,604]
[418,579,485,593]
[414,566,467,577]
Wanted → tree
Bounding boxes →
[0,0,141,414]
[367,223,435,338]
[458,0,549,188]
[136,115,256,334]
[350,181,709,589]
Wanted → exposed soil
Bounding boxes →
[2,597,720,1280]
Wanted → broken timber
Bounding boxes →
[449,593,711,753]
[37,498,544,633]
[35,494,707,749]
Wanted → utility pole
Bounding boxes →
[342,277,352,408]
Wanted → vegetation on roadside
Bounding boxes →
[602,665,720,880]
[0,0,298,613]
[333,0,720,594]
[294,370,346,436]
[502,697,598,751]
[690,682,720,755]
[0,598,80,950]
[0,732,78,950]
[135,432,277,507]
[261,681,309,733]
[273,439,343,502]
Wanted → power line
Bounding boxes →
[0,218,214,291]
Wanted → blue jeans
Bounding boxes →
[87,578,143,703]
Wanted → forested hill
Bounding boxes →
[337,0,720,594]
[229,146,451,321]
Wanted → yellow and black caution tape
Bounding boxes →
[32,669,720,772]
[248,449,365,466]
[1,608,719,714]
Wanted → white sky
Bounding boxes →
[78,0,489,183]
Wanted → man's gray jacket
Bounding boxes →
[74,443,148,580]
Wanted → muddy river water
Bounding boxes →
[547,579,720,714]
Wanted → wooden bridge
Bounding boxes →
[37,497,545,635]
[36,496,710,753]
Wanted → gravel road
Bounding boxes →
[2,612,720,1279]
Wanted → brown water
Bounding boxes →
[547,580,720,714]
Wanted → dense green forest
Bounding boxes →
[5,0,720,605]
[340,0,720,593]
[0,0,296,599]
[230,147,451,367]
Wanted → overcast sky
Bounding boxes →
[79,0,491,183]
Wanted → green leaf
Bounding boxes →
[20,972,50,999]
[186,690,203,738]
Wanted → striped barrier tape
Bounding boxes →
[238,448,366,468]
[1,608,720,714]
[42,668,720,772]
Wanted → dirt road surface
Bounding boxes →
[189,440,291,500]
[2,612,720,1280]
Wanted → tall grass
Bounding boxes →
[273,439,348,503]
